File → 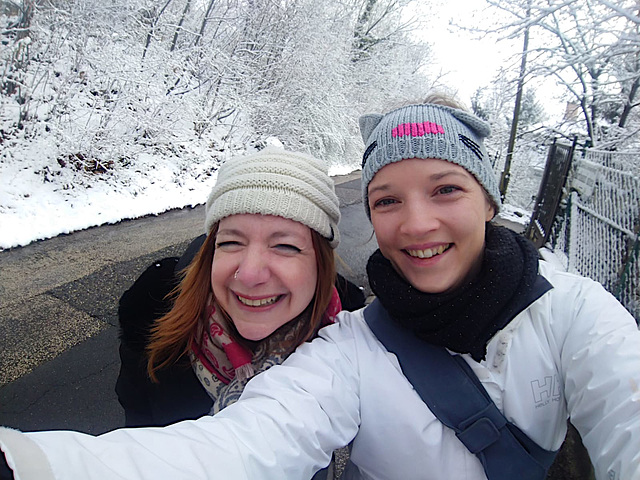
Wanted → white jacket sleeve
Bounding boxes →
[0,321,361,480]
[551,272,640,480]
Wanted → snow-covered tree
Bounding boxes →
[0,0,438,175]
[519,89,547,126]
[486,0,640,148]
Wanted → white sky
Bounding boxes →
[413,0,512,104]
[416,0,565,117]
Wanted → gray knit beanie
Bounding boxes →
[204,147,341,248]
[359,103,501,218]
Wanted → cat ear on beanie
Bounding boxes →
[448,108,491,138]
[359,114,384,144]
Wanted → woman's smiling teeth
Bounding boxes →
[237,294,281,307]
[406,244,450,259]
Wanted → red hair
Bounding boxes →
[146,224,335,381]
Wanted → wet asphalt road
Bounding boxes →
[0,170,592,479]
[0,172,377,434]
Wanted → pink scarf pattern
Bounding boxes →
[191,288,341,407]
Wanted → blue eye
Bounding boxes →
[373,198,397,207]
[438,185,460,195]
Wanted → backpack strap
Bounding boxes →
[363,299,557,480]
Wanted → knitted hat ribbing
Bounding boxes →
[205,147,341,248]
[359,103,501,218]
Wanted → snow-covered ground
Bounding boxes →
[495,203,530,234]
[1,142,529,252]
[0,137,360,250]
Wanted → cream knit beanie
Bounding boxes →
[204,147,341,248]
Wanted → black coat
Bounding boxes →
[116,235,365,427]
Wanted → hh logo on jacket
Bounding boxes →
[530,374,561,407]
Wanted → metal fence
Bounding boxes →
[548,148,640,323]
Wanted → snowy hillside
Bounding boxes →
[0,0,439,249]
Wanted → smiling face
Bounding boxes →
[211,214,318,341]
[368,158,495,294]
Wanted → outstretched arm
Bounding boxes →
[1,321,361,480]
[554,274,640,480]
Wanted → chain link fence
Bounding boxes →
[549,149,640,323]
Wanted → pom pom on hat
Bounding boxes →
[205,147,341,248]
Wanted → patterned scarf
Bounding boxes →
[367,224,542,361]
[191,288,341,413]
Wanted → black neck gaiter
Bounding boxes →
[367,224,543,361]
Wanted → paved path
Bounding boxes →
[0,172,377,434]
[0,170,522,435]
[0,173,592,479]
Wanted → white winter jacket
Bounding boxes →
[1,261,640,480]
